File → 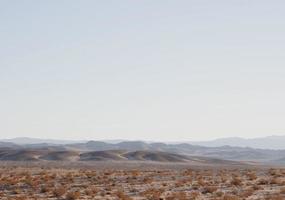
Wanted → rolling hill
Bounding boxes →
[0,139,285,164]
[0,148,242,165]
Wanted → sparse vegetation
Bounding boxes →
[0,163,284,199]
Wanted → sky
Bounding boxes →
[0,0,285,141]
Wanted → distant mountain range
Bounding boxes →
[189,135,285,150]
[1,137,285,164]
[2,135,285,149]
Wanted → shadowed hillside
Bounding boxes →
[0,148,243,165]
[1,140,285,164]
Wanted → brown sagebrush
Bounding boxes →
[53,186,66,198]
[66,191,81,200]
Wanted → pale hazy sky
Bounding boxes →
[1,0,285,141]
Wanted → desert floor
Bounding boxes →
[0,161,284,200]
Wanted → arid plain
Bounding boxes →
[0,161,284,200]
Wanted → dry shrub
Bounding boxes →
[220,175,228,183]
[251,184,262,191]
[191,182,200,190]
[99,190,106,197]
[265,194,283,200]
[40,185,51,193]
[85,187,98,197]
[175,179,190,187]
[161,182,168,187]
[257,178,268,185]
[247,172,257,180]
[142,177,153,184]
[269,177,281,185]
[131,170,140,177]
[280,187,285,194]
[183,169,193,176]
[12,196,28,200]
[268,168,279,176]
[202,186,218,194]
[230,177,242,186]
[189,191,200,199]
[104,171,114,176]
[166,191,188,200]
[279,180,285,186]
[214,191,224,197]
[114,190,132,200]
[223,194,240,200]
[11,187,22,195]
[197,177,206,186]
[240,187,254,198]
[53,186,66,197]
[66,191,81,200]
[140,188,164,200]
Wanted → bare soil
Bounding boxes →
[0,161,284,200]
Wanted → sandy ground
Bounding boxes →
[0,161,284,200]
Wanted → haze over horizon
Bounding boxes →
[2,135,285,143]
[1,1,285,141]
